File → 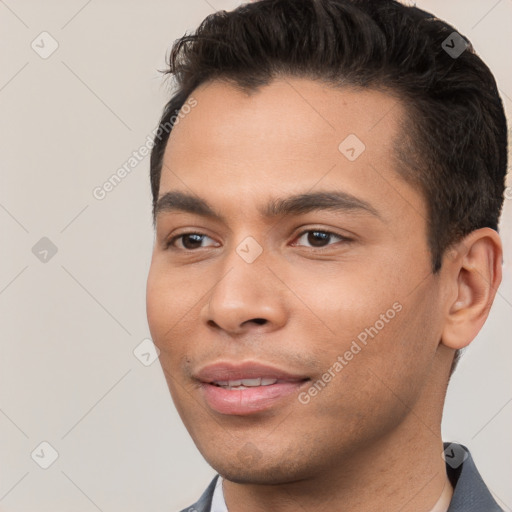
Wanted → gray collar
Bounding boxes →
[445,443,503,511]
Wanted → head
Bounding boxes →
[146,0,506,485]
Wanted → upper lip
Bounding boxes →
[194,361,310,383]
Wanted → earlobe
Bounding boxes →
[441,228,502,350]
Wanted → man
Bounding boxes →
[146,0,508,510]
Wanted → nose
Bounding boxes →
[199,252,288,336]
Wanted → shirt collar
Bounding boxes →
[211,475,228,512]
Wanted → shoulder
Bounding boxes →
[178,475,219,512]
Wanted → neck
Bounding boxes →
[223,417,452,512]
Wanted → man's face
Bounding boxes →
[146,78,448,483]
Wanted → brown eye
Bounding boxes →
[295,230,348,248]
[181,234,206,249]
[167,233,218,250]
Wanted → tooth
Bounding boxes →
[214,378,279,389]
[241,378,261,387]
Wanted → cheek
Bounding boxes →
[288,264,398,339]
[146,266,167,340]
[146,267,196,404]
[146,260,210,366]
[292,261,439,385]
[146,264,185,348]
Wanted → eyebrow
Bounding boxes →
[154,190,382,223]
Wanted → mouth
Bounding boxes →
[211,377,284,389]
[195,362,311,415]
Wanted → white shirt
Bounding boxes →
[211,476,228,512]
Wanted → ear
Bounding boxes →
[441,228,503,350]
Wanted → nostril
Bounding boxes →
[251,318,267,325]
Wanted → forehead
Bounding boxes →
[166,77,404,158]
[159,78,423,223]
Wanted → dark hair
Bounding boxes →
[150,0,508,373]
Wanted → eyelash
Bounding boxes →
[165,229,351,251]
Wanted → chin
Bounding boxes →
[214,463,309,486]
[201,444,318,486]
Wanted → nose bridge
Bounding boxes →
[200,239,287,332]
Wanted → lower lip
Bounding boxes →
[200,381,308,415]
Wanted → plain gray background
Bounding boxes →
[0,1,511,510]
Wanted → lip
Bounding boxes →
[194,361,310,416]
[195,361,309,383]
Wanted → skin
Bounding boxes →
[146,77,502,512]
